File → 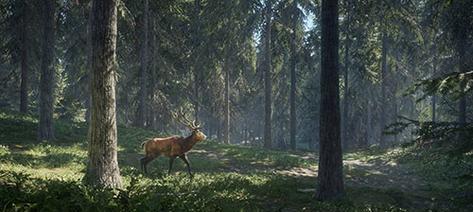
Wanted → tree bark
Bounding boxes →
[451,1,468,143]
[137,0,149,128]
[342,0,351,150]
[379,30,388,146]
[457,36,467,127]
[316,0,345,201]
[150,16,159,130]
[289,0,297,151]
[263,1,273,149]
[83,1,93,123]
[38,0,56,141]
[393,66,398,143]
[85,2,93,123]
[431,44,437,123]
[224,60,231,144]
[84,0,122,188]
[217,118,222,141]
[193,0,202,122]
[366,88,373,146]
[19,2,28,113]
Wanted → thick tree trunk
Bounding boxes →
[224,60,231,144]
[38,0,56,141]
[316,0,345,201]
[263,1,273,149]
[289,0,297,151]
[137,0,149,128]
[379,30,388,146]
[19,2,28,113]
[84,0,122,188]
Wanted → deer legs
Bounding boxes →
[140,155,157,174]
[179,154,193,177]
[167,154,193,177]
[168,156,176,175]
[141,154,192,177]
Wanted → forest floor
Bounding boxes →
[0,110,472,211]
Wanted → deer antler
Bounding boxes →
[171,108,197,130]
[192,120,201,129]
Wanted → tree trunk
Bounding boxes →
[263,1,273,149]
[137,0,149,128]
[457,38,467,127]
[379,30,388,146]
[458,85,466,126]
[150,16,159,130]
[217,118,222,142]
[84,0,122,188]
[316,0,345,201]
[342,0,351,150]
[289,0,297,151]
[193,0,202,122]
[451,2,468,144]
[19,2,28,113]
[366,88,373,146]
[393,72,398,143]
[224,60,231,144]
[38,0,56,141]
[431,43,437,123]
[85,2,93,123]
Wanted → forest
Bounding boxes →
[0,0,472,211]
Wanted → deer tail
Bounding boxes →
[141,140,148,153]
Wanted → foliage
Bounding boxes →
[395,146,473,208]
[1,111,472,211]
[408,71,473,102]
[386,115,473,152]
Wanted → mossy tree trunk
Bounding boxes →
[84,0,122,188]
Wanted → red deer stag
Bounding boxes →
[140,110,206,176]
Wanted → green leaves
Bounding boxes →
[409,71,473,102]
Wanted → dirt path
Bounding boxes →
[344,158,427,192]
[193,147,442,209]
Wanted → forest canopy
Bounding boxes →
[0,0,472,211]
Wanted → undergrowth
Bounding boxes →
[0,110,471,211]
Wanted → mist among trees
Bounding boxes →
[0,0,472,210]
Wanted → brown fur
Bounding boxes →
[140,130,206,175]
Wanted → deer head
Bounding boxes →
[171,108,207,142]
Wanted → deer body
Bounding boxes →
[140,127,206,176]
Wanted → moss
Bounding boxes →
[0,110,471,211]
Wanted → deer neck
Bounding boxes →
[181,133,199,152]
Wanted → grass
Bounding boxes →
[0,110,472,211]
